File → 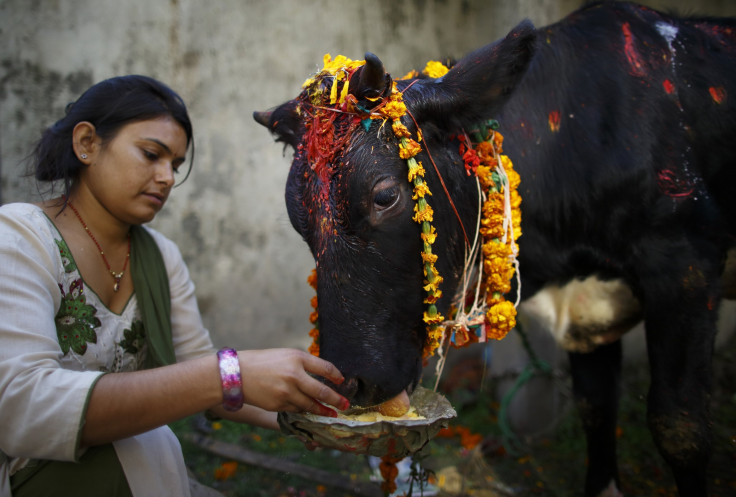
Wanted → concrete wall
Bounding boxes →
[2,0,734,353]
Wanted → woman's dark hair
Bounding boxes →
[32,75,195,196]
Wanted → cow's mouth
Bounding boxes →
[327,375,418,410]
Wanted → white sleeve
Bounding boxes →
[0,205,103,461]
[144,227,216,362]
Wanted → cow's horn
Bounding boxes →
[252,110,272,128]
[350,52,390,105]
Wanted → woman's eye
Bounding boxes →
[373,183,400,210]
[143,150,159,161]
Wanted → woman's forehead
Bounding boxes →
[117,117,188,155]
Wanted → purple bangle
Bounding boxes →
[217,348,244,411]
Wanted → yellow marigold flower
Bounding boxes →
[399,139,422,159]
[483,194,505,216]
[484,267,513,294]
[423,60,450,78]
[486,300,516,340]
[400,69,420,80]
[413,202,434,223]
[424,293,441,305]
[476,165,494,189]
[510,190,522,209]
[422,251,438,264]
[413,182,432,199]
[424,276,444,294]
[421,224,437,244]
[408,161,426,182]
[423,310,445,325]
[483,240,512,259]
[322,54,363,75]
[392,121,412,138]
[383,100,407,120]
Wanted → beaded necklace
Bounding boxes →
[66,199,131,292]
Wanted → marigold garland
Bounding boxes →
[301,56,521,364]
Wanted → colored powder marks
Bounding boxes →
[709,86,726,104]
[548,110,561,132]
[622,22,645,77]
[663,79,675,95]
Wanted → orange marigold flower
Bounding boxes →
[214,461,238,481]
[379,456,400,494]
[307,269,318,289]
[399,138,422,159]
[309,311,319,324]
[493,131,504,151]
[308,341,320,356]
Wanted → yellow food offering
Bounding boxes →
[338,406,425,422]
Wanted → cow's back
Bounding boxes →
[497,1,736,296]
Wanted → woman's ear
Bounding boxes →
[72,121,100,163]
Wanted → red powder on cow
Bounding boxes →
[663,79,675,94]
[709,86,726,104]
[622,22,645,77]
[548,110,561,132]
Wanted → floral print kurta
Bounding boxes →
[0,203,215,496]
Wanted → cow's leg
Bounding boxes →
[568,340,622,497]
[644,297,715,495]
[637,246,719,496]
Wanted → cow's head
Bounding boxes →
[254,21,535,408]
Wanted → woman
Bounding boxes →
[0,75,349,496]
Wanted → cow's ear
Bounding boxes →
[408,19,536,132]
[253,100,303,150]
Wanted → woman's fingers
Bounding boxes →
[301,374,350,412]
[302,353,345,386]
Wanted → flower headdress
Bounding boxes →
[301,55,521,362]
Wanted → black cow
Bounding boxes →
[255,1,736,495]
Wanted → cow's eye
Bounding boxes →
[372,179,401,211]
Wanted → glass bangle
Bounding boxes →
[217,347,244,411]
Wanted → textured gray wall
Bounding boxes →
[1,0,734,351]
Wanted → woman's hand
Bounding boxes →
[237,349,350,417]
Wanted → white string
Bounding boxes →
[432,130,522,390]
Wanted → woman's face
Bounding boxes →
[83,116,188,225]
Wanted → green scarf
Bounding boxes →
[130,225,177,368]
